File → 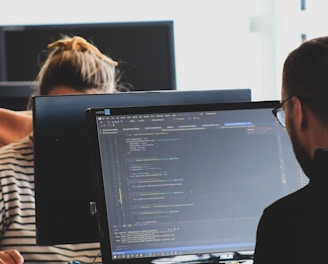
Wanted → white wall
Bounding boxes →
[0,0,320,101]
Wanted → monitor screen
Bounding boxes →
[0,81,36,110]
[85,101,308,264]
[0,21,176,91]
[32,89,251,246]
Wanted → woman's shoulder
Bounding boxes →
[0,108,32,148]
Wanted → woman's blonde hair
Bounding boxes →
[36,35,119,95]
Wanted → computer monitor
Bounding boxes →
[0,21,176,91]
[85,101,307,264]
[0,81,36,110]
[32,89,251,246]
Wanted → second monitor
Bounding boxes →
[32,89,251,246]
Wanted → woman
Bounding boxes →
[0,35,123,264]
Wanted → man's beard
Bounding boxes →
[288,121,313,178]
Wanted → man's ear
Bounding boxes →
[292,97,308,131]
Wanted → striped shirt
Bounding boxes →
[0,135,102,264]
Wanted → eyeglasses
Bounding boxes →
[272,95,294,127]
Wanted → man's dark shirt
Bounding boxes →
[253,148,328,264]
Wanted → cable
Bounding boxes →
[68,250,102,264]
[91,250,102,264]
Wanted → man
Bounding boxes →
[253,36,328,263]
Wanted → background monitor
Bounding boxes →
[32,89,251,246]
[0,81,36,110]
[0,21,176,91]
[85,101,307,264]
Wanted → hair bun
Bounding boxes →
[47,35,118,66]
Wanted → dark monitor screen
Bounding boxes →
[0,21,176,91]
[85,101,308,264]
[0,81,36,110]
[32,89,251,246]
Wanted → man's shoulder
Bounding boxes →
[264,185,310,215]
